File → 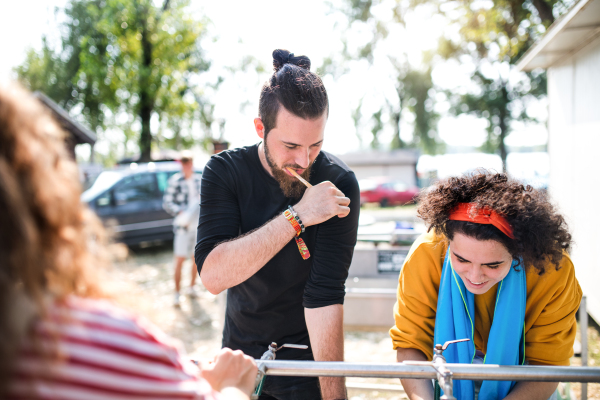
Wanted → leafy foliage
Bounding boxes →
[333,0,444,154]
[334,0,572,165]
[420,0,572,169]
[16,39,76,111]
[15,0,214,164]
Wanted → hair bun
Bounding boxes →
[272,49,311,72]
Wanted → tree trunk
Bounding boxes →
[371,110,383,149]
[499,85,509,173]
[531,0,555,25]
[175,128,181,150]
[138,6,154,162]
[139,96,152,162]
[390,89,405,149]
[390,110,404,149]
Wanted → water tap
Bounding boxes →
[403,338,470,400]
[251,342,308,399]
[432,338,470,400]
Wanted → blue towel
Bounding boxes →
[433,247,526,400]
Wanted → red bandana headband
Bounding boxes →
[448,203,515,239]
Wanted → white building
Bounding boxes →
[517,0,600,322]
[337,150,419,187]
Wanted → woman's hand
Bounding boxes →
[201,348,258,397]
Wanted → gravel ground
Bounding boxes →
[105,242,599,400]
[105,243,223,360]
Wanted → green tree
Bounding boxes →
[405,68,442,154]
[335,0,571,166]
[447,68,546,165]
[16,39,74,110]
[332,1,444,154]
[432,0,570,169]
[16,0,212,163]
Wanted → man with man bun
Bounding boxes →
[195,49,360,400]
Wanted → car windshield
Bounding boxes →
[393,182,407,192]
[358,179,379,192]
[81,171,124,203]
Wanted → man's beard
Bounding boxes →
[264,141,313,198]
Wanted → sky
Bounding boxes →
[0,0,548,158]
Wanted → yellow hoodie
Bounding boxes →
[390,230,582,365]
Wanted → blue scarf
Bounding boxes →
[433,247,526,400]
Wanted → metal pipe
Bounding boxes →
[580,295,588,400]
[257,361,600,383]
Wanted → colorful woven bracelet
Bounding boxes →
[283,209,310,260]
[283,209,301,237]
[288,205,305,233]
[295,237,310,260]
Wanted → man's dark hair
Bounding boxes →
[258,49,329,135]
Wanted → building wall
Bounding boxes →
[548,34,600,322]
[337,150,419,187]
[349,164,417,186]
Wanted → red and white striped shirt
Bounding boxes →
[8,296,220,400]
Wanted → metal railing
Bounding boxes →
[257,360,600,383]
[580,295,589,400]
[252,333,598,399]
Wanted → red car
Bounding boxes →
[359,177,419,207]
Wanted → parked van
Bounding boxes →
[82,162,202,245]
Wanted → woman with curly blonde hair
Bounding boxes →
[390,172,581,400]
[0,83,256,400]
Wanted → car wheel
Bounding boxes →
[380,198,389,208]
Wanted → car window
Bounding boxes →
[81,170,123,203]
[358,179,378,191]
[156,171,177,193]
[393,182,407,192]
[156,171,202,193]
[113,173,157,205]
[96,191,111,207]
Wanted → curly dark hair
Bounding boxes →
[417,171,572,275]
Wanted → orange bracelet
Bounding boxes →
[283,209,310,260]
[284,209,301,237]
[295,237,310,260]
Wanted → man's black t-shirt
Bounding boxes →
[195,143,360,361]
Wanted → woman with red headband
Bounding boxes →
[390,172,582,400]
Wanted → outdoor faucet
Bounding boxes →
[431,338,470,400]
[404,338,470,400]
[251,342,308,400]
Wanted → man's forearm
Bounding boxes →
[305,304,346,400]
[200,213,297,294]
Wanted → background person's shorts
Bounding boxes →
[174,227,196,257]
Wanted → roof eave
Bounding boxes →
[516,0,596,71]
[33,91,97,145]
